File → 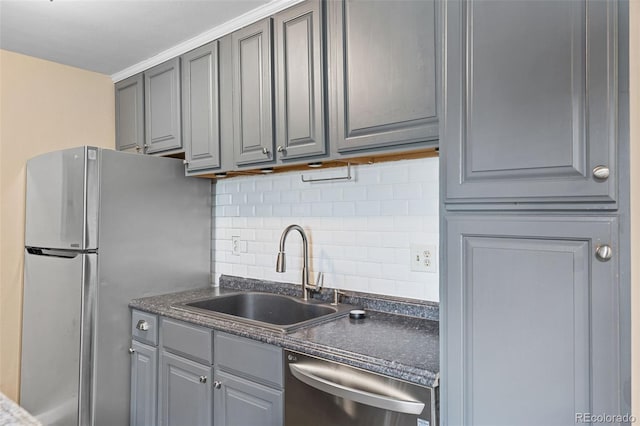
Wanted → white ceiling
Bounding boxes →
[0,0,278,78]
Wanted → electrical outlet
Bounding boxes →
[231,236,248,256]
[410,244,437,273]
[231,236,241,256]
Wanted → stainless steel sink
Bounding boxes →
[173,292,352,333]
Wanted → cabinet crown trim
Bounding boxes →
[111,0,305,83]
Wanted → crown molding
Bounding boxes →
[111,0,304,82]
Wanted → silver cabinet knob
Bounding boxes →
[595,244,613,261]
[136,320,149,331]
[213,381,222,389]
[128,348,135,354]
[199,376,207,384]
[183,159,189,165]
[135,145,141,153]
[593,165,610,180]
[262,147,270,156]
[144,144,150,149]
[277,145,285,153]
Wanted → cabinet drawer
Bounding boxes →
[131,310,158,346]
[161,317,213,364]
[215,332,283,388]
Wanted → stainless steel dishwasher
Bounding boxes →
[284,350,437,426]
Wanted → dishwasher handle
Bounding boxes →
[289,363,425,415]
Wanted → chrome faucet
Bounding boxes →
[276,224,320,300]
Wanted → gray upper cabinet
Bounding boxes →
[327,0,438,153]
[182,42,222,172]
[115,74,144,153]
[443,215,620,426]
[443,0,617,206]
[232,19,274,167]
[274,0,326,161]
[145,58,182,155]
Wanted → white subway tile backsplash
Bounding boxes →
[239,205,255,217]
[273,204,292,217]
[381,167,409,184]
[222,205,240,217]
[256,179,273,192]
[332,201,356,216]
[380,200,409,216]
[212,157,440,302]
[216,193,232,205]
[366,184,394,201]
[321,187,344,202]
[343,186,368,201]
[355,200,381,216]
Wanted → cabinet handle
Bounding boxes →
[128,348,135,354]
[262,147,270,156]
[136,320,149,331]
[183,159,189,165]
[593,165,610,180]
[199,376,207,384]
[135,145,141,153]
[213,381,222,389]
[595,244,613,262]
[144,144,150,149]
[277,145,286,154]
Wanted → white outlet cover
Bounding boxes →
[410,244,437,273]
[231,236,241,256]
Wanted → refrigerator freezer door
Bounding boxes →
[25,146,99,250]
[21,250,97,426]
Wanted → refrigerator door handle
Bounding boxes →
[26,247,81,258]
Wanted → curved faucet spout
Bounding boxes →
[276,224,311,300]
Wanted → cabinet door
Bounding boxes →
[442,216,620,426]
[159,351,212,426]
[328,0,438,153]
[443,0,617,206]
[145,58,182,155]
[214,369,283,426]
[232,19,274,166]
[182,42,221,172]
[130,340,158,426]
[274,0,326,161]
[115,74,144,153]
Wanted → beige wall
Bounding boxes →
[0,50,114,402]
[631,0,640,417]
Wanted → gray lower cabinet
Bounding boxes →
[214,369,283,426]
[327,0,438,154]
[130,340,158,426]
[159,350,213,426]
[213,332,284,426]
[232,18,274,167]
[145,57,182,155]
[442,215,620,426]
[115,74,144,153]
[182,41,222,172]
[274,0,326,162]
[443,0,617,206]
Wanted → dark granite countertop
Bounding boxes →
[129,276,439,387]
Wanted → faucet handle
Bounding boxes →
[314,272,324,291]
[332,288,346,306]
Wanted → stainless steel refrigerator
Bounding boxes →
[20,146,211,425]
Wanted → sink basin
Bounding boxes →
[173,292,352,333]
